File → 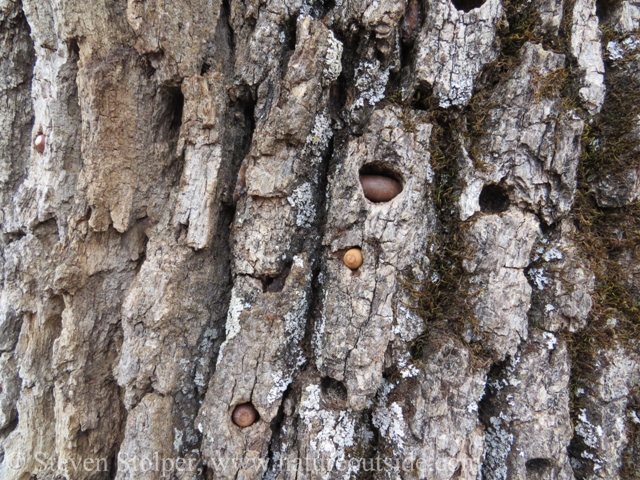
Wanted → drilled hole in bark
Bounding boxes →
[167,88,184,133]
[359,164,403,203]
[68,39,80,57]
[479,184,510,213]
[330,71,348,113]
[412,83,432,110]
[262,264,291,293]
[451,0,487,12]
[321,377,347,408]
[286,15,297,51]
[526,458,554,478]
[322,0,336,17]
[595,0,620,20]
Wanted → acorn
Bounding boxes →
[343,248,363,270]
[34,134,46,154]
[232,403,259,427]
[360,175,402,202]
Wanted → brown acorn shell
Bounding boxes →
[343,248,363,270]
[359,175,402,202]
[34,134,46,154]
[232,403,259,427]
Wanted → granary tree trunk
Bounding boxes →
[1,0,640,478]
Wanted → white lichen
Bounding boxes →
[543,247,564,262]
[528,267,551,290]
[542,331,558,350]
[373,402,406,452]
[481,412,514,480]
[224,287,252,340]
[288,182,316,228]
[351,60,389,110]
[575,408,603,450]
[323,32,343,84]
[304,113,333,158]
[267,371,293,405]
[300,384,358,480]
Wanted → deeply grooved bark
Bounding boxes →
[2,0,640,479]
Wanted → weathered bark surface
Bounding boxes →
[1,0,639,479]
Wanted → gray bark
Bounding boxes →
[1,0,639,479]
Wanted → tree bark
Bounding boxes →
[1,0,639,479]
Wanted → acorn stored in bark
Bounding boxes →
[232,403,259,427]
[34,134,46,154]
[360,175,402,202]
[343,248,363,270]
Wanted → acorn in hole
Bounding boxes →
[343,248,363,270]
[232,403,259,427]
[34,134,46,154]
[360,175,402,202]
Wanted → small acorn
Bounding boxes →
[360,174,402,202]
[34,134,46,154]
[343,248,363,270]
[232,403,259,427]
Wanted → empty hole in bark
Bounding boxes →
[330,71,348,112]
[322,0,336,16]
[286,15,297,51]
[595,0,620,20]
[479,184,510,213]
[167,88,184,133]
[34,217,60,240]
[526,458,554,477]
[321,377,347,407]
[262,264,291,293]
[68,39,80,57]
[412,83,432,110]
[359,164,404,202]
[4,229,26,244]
[451,0,487,12]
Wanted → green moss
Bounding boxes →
[567,24,640,420]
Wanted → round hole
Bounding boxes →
[451,0,487,12]
[479,184,510,213]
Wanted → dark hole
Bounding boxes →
[595,0,619,20]
[451,0,487,12]
[479,184,510,213]
[359,163,403,185]
[287,15,297,51]
[262,265,291,293]
[526,458,553,472]
[168,87,184,132]
[68,39,80,57]
[322,0,336,17]
[329,72,348,112]
[4,230,27,244]
[321,377,347,406]
[412,83,432,110]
